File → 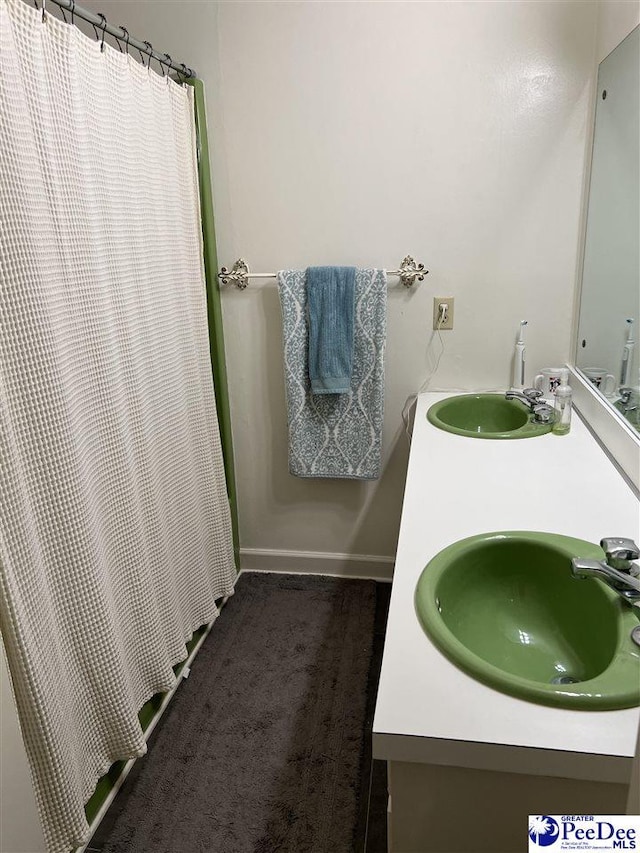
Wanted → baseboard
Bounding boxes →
[239,548,394,582]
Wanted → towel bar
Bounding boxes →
[218,256,429,290]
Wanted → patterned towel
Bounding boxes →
[278,268,387,479]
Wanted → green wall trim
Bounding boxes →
[187,78,240,567]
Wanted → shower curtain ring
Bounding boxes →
[163,54,172,81]
[41,0,46,22]
[69,0,75,25]
[97,13,107,52]
[120,26,130,55]
[143,41,153,70]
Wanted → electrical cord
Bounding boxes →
[402,312,446,441]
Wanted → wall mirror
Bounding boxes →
[575,26,639,433]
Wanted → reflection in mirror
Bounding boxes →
[576,27,639,433]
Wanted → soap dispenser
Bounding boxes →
[553,370,572,435]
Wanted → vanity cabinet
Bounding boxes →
[373,393,639,853]
[387,762,627,853]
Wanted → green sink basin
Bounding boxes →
[427,394,552,438]
[415,532,640,710]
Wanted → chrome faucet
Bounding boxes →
[618,388,639,415]
[571,537,640,605]
[615,388,640,429]
[505,388,554,423]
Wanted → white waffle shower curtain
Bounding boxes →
[0,1,236,851]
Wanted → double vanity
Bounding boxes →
[373,391,640,852]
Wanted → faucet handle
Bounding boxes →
[619,388,633,404]
[523,388,543,401]
[533,404,553,424]
[600,537,640,568]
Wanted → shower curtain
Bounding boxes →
[0,1,236,851]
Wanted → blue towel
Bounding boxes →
[278,268,387,479]
[306,266,356,395]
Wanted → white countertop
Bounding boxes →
[372,392,640,783]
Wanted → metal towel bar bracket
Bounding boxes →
[218,256,428,290]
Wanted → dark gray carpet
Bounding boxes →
[90,572,386,853]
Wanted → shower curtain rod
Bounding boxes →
[40,0,197,78]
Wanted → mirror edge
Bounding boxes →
[568,364,640,493]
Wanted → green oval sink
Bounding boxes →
[427,394,552,438]
[415,532,640,710]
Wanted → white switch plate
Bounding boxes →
[433,297,454,330]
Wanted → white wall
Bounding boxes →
[597,0,640,61]
[0,651,45,853]
[93,1,597,567]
